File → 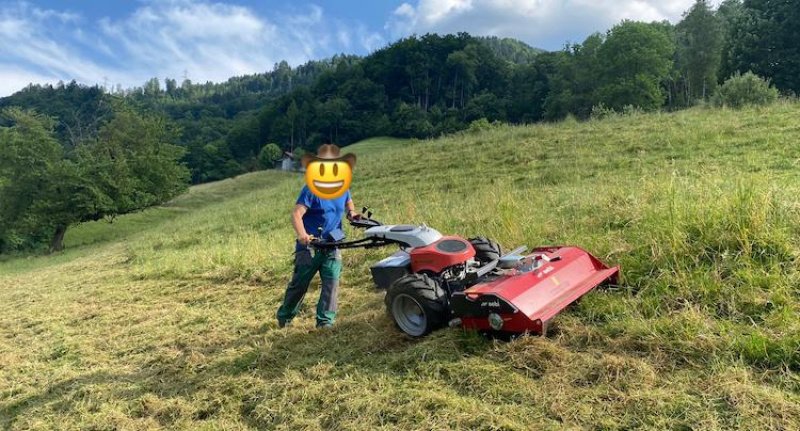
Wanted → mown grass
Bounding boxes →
[2,103,800,430]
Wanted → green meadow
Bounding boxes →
[2,103,799,430]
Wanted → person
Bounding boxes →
[276,143,358,328]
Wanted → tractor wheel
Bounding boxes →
[385,274,448,337]
[469,237,502,264]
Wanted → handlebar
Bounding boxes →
[348,205,382,229]
[309,236,395,250]
[300,207,385,251]
[348,216,382,229]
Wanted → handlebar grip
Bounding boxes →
[349,218,382,228]
[309,238,337,249]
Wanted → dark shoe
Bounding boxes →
[316,323,333,329]
[278,319,292,328]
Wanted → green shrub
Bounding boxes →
[621,104,645,116]
[466,117,494,133]
[257,143,282,169]
[590,104,645,120]
[712,72,779,108]
[590,103,616,120]
[292,147,306,160]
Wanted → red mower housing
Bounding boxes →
[409,236,475,274]
[450,246,619,334]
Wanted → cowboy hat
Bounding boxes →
[301,143,356,168]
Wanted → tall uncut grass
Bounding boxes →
[1,103,799,430]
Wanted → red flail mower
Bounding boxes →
[312,209,619,337]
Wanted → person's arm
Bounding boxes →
[345,198,359,220]
[292,204,312,245]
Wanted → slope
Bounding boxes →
[1,106,799,430]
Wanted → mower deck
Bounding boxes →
[451,246,619,334]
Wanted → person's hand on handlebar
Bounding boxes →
[347,210,361,221]
[297,232,314,245]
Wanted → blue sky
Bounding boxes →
[0,0,701,96]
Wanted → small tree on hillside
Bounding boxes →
[286,100,299,150]
[258,143,282,169]
[0,105,189,253]
[78,105,188,213]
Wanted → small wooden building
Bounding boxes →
[279,152,295,171]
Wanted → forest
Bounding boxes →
[0,0,797,252]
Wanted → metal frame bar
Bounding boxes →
[310,236,401,250]
[464,245,528,283]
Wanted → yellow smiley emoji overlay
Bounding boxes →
[305,160,352,199]
[301,143,356,200]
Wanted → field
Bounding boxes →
[2,103,800,430]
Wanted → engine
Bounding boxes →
[409,236,476,274]
[368,231,479,289]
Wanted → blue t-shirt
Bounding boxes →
[295,186,351,251]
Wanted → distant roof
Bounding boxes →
[283,151,294,159]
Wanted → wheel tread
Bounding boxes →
[385,273,447,336]
[469,236,502,264]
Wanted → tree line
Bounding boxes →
[237,0,794,158]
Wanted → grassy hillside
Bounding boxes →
[2,104,800,430]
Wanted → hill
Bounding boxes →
[0,33,549,185]
[3,0,798,190]
[2,104,800,429]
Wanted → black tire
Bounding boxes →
[469,237,502,264]
[384,274,448,337]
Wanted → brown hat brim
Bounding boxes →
[302,153,356,168]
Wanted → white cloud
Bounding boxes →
[394,3,416,19]
[356,24,386,53]
[0,65,57,96]
[337,27,352,49]
[96,1,326,83]
[388,0,701,49]
[30,7,79,23]
[417,0,474,24]
[0,0,361,96]
[333,21,386,55]
[0,3,116,87]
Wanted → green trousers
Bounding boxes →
[276,248,342,327]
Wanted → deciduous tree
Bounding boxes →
[0,105,188,253]
[726,0,800,94]
[676,0,723,101]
